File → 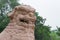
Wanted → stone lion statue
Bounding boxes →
[0,5,36,40]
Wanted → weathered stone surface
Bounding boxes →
[0,5,36,40]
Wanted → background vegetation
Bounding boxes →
[0,0,60,40]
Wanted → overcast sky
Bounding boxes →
[19,0,60,30]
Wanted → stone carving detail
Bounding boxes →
[0,5,36,40]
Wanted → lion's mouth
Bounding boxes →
[19,18,29,24]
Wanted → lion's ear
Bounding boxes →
[8,12,14,20]
[7,7,18,20]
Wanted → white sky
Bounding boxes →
[19,0,60,30]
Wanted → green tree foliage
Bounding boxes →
[0,0,20,32]
[0,14,10,32]
[9,0,20,9]
[0,0,20,15]
[56,27,60,36]
[50,31,58,40]
[35,12,51,40]
[50,30,60,40]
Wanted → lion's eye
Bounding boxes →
[19,19,29,24]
